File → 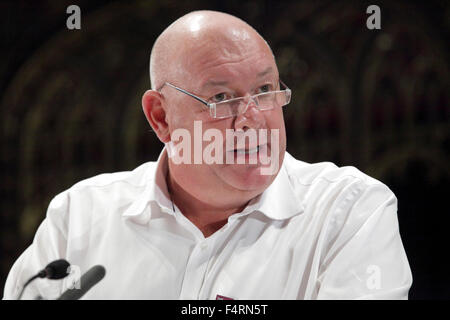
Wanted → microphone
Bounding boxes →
[38,259,71,279]
[17,259,70,300]
[58,265,106,300]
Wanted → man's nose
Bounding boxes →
[234,98,266,131]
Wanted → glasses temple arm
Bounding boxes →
[163,83,210,107]
[279,79,290,91]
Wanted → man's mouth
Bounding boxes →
[229,144,268,160]
[220,143,274,167]
[234,146,260,155]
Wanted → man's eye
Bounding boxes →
[258,84,271,93]
[211,93,227,103]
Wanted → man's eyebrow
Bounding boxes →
[203,80,229,89]
[201,67,275,90]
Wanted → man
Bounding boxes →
[3,10,412,299]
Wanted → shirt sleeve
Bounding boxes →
[315,182,413,299]
[2,191,69,300]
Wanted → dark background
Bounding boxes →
[0,0,448,299]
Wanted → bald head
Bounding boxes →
[149,10,274,90]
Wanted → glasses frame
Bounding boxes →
[158,79,291,119]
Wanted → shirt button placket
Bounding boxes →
[179,239,214,299]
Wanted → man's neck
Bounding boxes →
[166,171,249,238]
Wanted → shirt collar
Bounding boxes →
[242,160,305,220]
[123,148,304,224]
[122,148,173,224]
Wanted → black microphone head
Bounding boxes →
[44,259,70,279]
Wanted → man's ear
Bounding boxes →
[142,90,171,143]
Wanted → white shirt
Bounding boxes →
[3,149,412,300]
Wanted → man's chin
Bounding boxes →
[219,163,278,192]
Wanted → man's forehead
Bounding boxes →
[175,32,276,88]
[178,22,266,58]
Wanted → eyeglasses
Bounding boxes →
[158,80,291,119]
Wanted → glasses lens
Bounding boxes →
[214,99,242,118]
[256,91,290,110]
[212,89,291,118]
[257,92,277,109]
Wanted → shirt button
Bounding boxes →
[200,242,208,250]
